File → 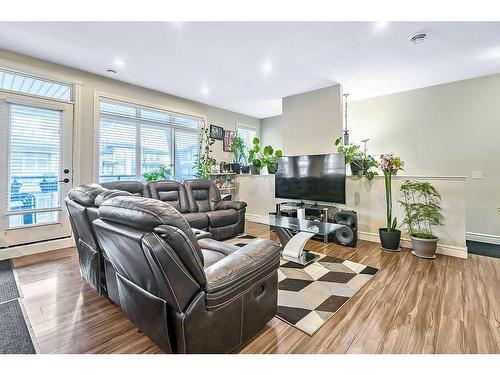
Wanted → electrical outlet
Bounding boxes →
[472,171,484,179]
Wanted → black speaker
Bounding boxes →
[332,210,358,247]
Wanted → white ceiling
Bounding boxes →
[0,22,499,118]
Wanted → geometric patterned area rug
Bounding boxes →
[277,254,378,335]
[225,234,379,336]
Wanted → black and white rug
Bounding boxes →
[226,234,379,336]
[0,259,37,354]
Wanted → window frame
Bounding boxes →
[0,67,74,103]
[236,122,260,151]
[94,92,207,182]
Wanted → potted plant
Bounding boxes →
[143,165,172,183]
[230,135,246,174]
[248,137,283,175]
[399,180,445,259]
[379,153,405,251]
[194,126,216,178]
[334,137,378,181]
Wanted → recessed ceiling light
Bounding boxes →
[409,32,428,44]
[375,22,389,30]
[200,86,210,95]
[114,58,125,67]
[106,68,117,74]
[262,61,273,74]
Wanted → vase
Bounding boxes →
[379,228,401,251]
[260,166,269,175]
[411,236,438,259]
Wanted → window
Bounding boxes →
[98,98,202,182]
[0,68,72,102]
[236,123,259,152]
[7,104,62,228]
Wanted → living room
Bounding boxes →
[0,0,499,372]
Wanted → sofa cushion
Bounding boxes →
[94,189,133,207]
[198,238,239,256]
[182,212,209,230]
[147,180,190,213]
[206,209,239,228]
[183,179,221,212]
[101,181,149,197]
[202,249,226,268]
[68,183,107,206]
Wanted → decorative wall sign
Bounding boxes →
[223,130,236,152]
[210,124,224,140]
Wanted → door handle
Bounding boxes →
[58,178,70,183]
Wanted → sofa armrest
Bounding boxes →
[191,228,213,240]
[204,239,280,308]
[214,200,247,211]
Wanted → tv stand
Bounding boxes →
[275,201,338,243]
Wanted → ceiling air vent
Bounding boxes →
[409,33,427,44]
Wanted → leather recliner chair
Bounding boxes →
[183,179,246,240]
[93,196,280,353]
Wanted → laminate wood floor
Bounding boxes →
[11,221,500,354]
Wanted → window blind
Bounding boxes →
[98,98,202,181]
[7,104,62,227]
[237,125,258,153]
[0,68,72,102]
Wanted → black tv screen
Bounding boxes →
[275,153,346,204]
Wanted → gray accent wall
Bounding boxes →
[282,85,343,155]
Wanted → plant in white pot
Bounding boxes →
[399,180,445,259]
[379,153,405,251]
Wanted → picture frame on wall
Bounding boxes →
[210,124,224,140]
[223,130,236,152]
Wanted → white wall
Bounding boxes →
[237,175,467,258]
[282,85,343,155]
[0,48,261,185]
[349,73,500,241]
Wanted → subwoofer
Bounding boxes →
[332,210,358,247]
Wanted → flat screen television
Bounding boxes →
[275,153,346,204]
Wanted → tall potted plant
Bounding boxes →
[379,153,405,251]
[194,126,216,178]
[399,180,444,259]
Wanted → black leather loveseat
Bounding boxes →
[93,196,280,353]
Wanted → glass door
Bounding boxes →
[0,93,73,248]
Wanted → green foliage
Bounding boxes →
[381,154,404,232]
[248,137,283,172]
[143,165,172,183]
[334,137,359,165]
[399,180,444,239]
[334,137,379,181]
[231,135,247,164]
[194,126,216,178]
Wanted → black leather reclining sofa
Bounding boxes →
[64,180,281,353]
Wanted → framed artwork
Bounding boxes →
[223,130,236,152]
[210,124,224,140]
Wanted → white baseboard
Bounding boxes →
[466,232,500,245]
[0,236,75,261]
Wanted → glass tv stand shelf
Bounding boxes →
[250,215,344,265]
